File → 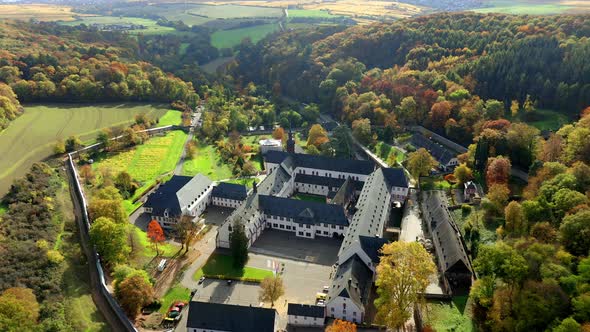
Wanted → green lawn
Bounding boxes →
[159,284,191,314]
[157,110,183,126]
[293,193,326,203]
[0,103,168,196]
[193,253,273,282]
[372,141,406,165]
[182,142,233,180]
[514,108,571,131]
[211,23,279,49]
[425,296,475,332]
[420,176,453,191]
[128,225,181,268]
[60,16,177,35]
[225,177,257,188]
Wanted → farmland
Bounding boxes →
[474,0,590,14]
[211,23,280,49]
[92,129,188,213]
[0,4,81,21]
[0,103,169,196]
[61,16,176,35]
[106,3,282,27]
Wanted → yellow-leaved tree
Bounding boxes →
[374,241,436,329]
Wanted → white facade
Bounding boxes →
[326,296,364,324]
[259,139,283,155]
[212,196,243,209]
[288,314,324,327]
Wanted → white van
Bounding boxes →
[157,259,168,272]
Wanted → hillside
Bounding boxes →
[0,21,199,125]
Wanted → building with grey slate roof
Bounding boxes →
[144,174,213,228]
[186,301,277,332]
[211,182,247,208]
[325,254,373,324]
[410,133,459,171]
[287,303,325,327]
[423,191,473,295]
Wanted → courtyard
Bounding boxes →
[250,228,341,266]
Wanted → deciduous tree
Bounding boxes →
[272,127,285,141]
[486,156,511,186]
[147,220,165,256]
[175,215,200,253]
[116,274,154,319]
[325,319,357,332]
[352,118,372,145]
[560,210,590,256]
[454,163,474,184]
[504,201,527,237]
[406,148,438,181]
[90,217,130,265]
[374,242,436,329]
[307,124,329,148]
[0,287,39,332]
[258,276,285,307]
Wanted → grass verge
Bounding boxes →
[158,284,191,315]
[157,110,183,126]
[424,296,475,332]
[182,142,232,180]
[293,193,326,203]
[193,253,273,282]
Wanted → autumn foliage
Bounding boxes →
[147,220,166,256]
[325,319,357,332]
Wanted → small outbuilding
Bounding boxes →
[287,303,325,327]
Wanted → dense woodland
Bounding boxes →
[0,22,200,112]
[234,14,590,155]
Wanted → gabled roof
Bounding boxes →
[339,168,391,257]
[358,236,388,264]
[411,133,457,165]
[423,191,473,276]
[330,178,358,206]
[295,173,364,191]
[258,195,348,226]
[327,254,373,309]
[382,167,409,188]
[264,151,375,175]
[287,303,325,318]
[144,174,212,217]
[186,301,276,332]
[212,182,247,201]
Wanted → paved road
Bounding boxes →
[399,190,423,242]
[180,225,218,289]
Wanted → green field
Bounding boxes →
[182,142,233,180]
[92,130,187,213]
[60,16,177,35]
[473,0,572,14]
[193,253,273,282]
[287,9,337,18]
[211,23,279,49]
[0,103,168,196]
[157,110,183,126]
[109,3,282,27]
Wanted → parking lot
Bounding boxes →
[250,229,341,266]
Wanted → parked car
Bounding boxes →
[198,276,205,285]
[322,286,330,293]
[227,279,233,285]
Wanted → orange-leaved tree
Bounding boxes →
[326,319,357,332]
[147,220,165,256]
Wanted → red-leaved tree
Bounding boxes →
[486,156,511,187]
[147,220,165,256]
